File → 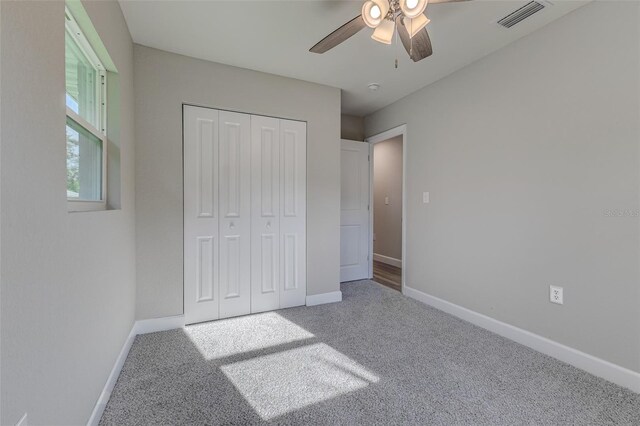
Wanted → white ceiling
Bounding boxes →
[119,0,589,116]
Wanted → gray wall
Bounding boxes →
[0,0,136,424]
[365,1,640,372]
[134,45,341,320]
[373,136,403,261]
[341,114,365,141]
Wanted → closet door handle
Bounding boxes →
[230,221,235,229]
[266,221,271,230]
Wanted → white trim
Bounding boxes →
[404,285,640,394]
[365,124,407,294]
[67,200,107,213]
[87,327,136,426]
[66,108,103,140]
[373,253,402,268]
[87,315,186,425]
[134,315,186,335]
[65,7,105,72]
[306,291,343,306]
[15,413,28,426]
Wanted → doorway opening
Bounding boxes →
[366,125,406,293]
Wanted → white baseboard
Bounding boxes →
[87,315,186,425]
[15,413,28,426]
[306,291,342,306]
[87,327,137,426]
[404,285,640,394]
[134,315,185,335]
[373,253,402,268]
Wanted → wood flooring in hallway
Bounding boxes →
[372,260,402,292]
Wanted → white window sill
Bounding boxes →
[68,200,107,213]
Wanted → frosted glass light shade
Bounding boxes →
[399,0,428,19]
[371,19,395,45]
[362,0,390,28]
[406,13,430,38]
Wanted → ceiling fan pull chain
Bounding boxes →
[410,26,414,58]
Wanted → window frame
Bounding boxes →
[65,6,107,212]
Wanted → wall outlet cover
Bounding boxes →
[550,285,563,305]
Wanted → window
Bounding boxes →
[65,7,106,211]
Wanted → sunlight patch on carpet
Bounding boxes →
[183,312,314,360]
[220,343,379,420]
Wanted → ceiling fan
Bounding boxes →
[310,0,469,62]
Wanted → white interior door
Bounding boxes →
[218,111,252,319]
[184,106,220,324]
[279,119,307,308]
[251,115,281,313]
[340,139,370,282]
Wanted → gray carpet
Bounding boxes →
[100,281,640,425]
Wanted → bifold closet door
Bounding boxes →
[251,116,281,313]
[279,119,307,309]
[218,111,252,319]
[185,106,305,324]
[251,117,307,311]
[184,106,220,325]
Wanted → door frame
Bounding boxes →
[365,124,407,294]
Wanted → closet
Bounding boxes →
[183,105,306,325]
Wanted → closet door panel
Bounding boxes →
[219,111,251,319]
[184,106,219,324]
[279,120,307,308]
[251,116,280,313]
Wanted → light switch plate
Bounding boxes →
[423,192,429,203]
[384,196,389,205]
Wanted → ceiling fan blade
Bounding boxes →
[396,17,433,62]
[310,15,367,54]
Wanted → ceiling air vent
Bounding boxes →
[497,1,546,28]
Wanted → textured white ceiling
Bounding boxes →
[119,0,589,116]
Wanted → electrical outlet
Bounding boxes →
[550,286,563,305]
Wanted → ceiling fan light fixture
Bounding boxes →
[362,0,390,28]
[405,13,430,38]
[400,0,428,19]
[371,19,395,44]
